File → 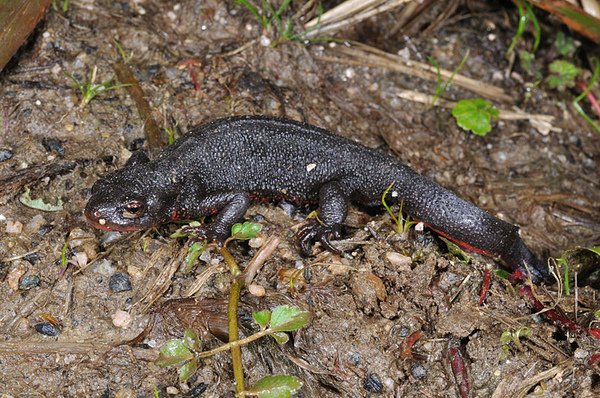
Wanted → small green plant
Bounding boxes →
[381,182,416,234]
[236,0,292,42]
[165,221,306,396]
[155,305,308,393]
[452,98,499,136]
[557,254,570,296]
[235,0,326,45]
[67,66,130,108]
[163,120,180,145]
[52,0,69,13]
[546,60,581,91]
[554,32,577,57]
[499,327,532,360]
[506,0,540,58]
[572,57,600,135]
[428,51,469,106]
[113,39,134,63]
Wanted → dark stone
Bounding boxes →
[0,148,13,162]
[23,252,41,264]
[411,363,428,379]
[363,373,383,393]
[42,137,65,156]
[109,272,132,292]
[34,322,59,336]
[19,274,40,290]
[186,383,208,397]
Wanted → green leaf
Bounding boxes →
[231,221,262,240]
[246,375,303,398]
[546,60,581,91]
[515,327,531,339]
[585,246,600,256]
[451,98,499,136]
[269,305,310,332]
[184,242,205,272]
[253,309,271,330]
[170,221,203,238]
[595,310,600,319]
[155,339,194,367]
[495,269,510,279]
[500,331,513,345]
[439,237,472,264]
[554,32,576,57]
[183,329,201,351]
[178,358,198,382]
[518,50,541,79]
[20,188,63,212]
[272,331,289,345]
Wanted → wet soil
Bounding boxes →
[0,1,599,397]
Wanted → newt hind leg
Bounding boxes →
[296,180,352,255]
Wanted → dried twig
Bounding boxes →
[319,42,513,103]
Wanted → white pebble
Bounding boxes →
[112,310,132,328]
[248,283,266,297]
[5,220,23,234]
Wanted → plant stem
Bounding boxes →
[198,327,272,358]
[228,276,245,393]
[221,245,244,393]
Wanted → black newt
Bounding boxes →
[85,115,552,284]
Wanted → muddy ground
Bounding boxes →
[0,1,599,397]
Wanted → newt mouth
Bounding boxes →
[84,208,145,232]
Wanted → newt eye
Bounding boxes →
[122,201,145,219]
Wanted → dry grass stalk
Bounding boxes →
[304,0,411,37]
[320,42,513,102]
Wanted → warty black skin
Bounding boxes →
[85,115,552,284]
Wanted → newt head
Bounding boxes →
[85,151,178,232]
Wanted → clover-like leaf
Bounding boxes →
[183,329,201,352]
[269,305,310,332]
[231,221,262,240]
[155,339,194,367]
[245,374,303,398]
[272,331,289,345]
[178,358,198,382]
[253,309,271,330]
[452,98,499,136]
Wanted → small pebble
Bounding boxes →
[25,214,46,234]
[166,386,179,395]
[0,148,13,162]
[411,363,427,379]
[109,272,132,292]
[112,310,132,328]
[18,274,40,290]
[23,252,41,264]
[5,220,23,234]
[574,348,589,359]
[7,263,27,290]
[363,373,383,392]
[248,236,264,248]
[73,252,88,268]
[187,383,208,397]
[92,259,115,277]
[385,252,412,271]
[34,322,59,336]
[247,283,265,297]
